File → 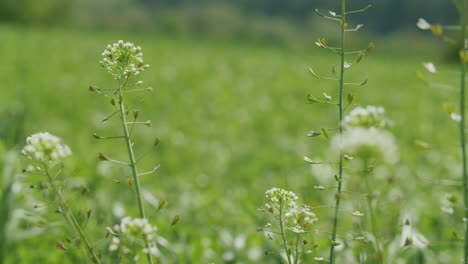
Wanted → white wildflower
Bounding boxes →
[100,40,150,80]
[423,62,437,73]
[342,105,391,129]
[331,127,399,164]
[451,113,462,122]
[352,211,364,217]
[108,216,159,257]
[417,18,431,30]
[287,205,318,225]
[344,61,352,69]
[109,237,120,251]
[22,132,71,163]
[265,187,298,212]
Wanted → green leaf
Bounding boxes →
[347,94,355,104]
[307,94,320,104]
[321,128,329,139]
[308,67,320,78]
[413,140,431,150]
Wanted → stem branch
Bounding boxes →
[44,165,101,264]
[329,0,346,263]
[117,79,154,264]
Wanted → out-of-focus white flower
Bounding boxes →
[342,105,391,129]
[108,216,159,257]
[352,211,364,217]
[22,132,71,163]
[116,216,157,240]
[331,127,399,164]
[100,40,150,80]
[287,205,318,225]
[451,113,462,122]
[109,237,120,251]
[344,61,352,69]
[417,18,431,30]
[400,218,429,248]
[423,62,437,73]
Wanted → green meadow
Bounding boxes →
[0,25,464,263]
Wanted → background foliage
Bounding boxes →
[0,0,464,263]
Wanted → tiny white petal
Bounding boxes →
[417,18,431,30]
[423,62,437,74]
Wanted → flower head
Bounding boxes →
[287,205,318,233]
[331,127,398,164]
[265,187,298,213]
[342,106,391,129]
[108,217,159,258]
[22,132,71,163]
[100,40,150,80]
[113,216,157,240]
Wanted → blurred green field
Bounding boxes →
[0,25,465,263]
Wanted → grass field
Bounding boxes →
[0,25,464,263]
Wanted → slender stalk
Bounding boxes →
[460,0,468,262]
[117,79,154,264]
[279,204,293,264]
[364,166,382,263]
[294,234,300,264]
[43,165,101,264]
[0,184,10,264]
[329,0,346,263]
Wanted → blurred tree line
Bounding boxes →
[0,0,458,41]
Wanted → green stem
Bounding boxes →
[279,204,293,264]
[43,165,101,264]
[294,234,300,264]
[117,79,154,264]
[329,0,346,263]
[460,0,468,263]
[0,176,12,264]
[364,166,382,263]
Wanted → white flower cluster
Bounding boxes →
[286,205,318,234]
[263,188,318,233]
[108,217,158,257]
[100,40,150,80]
[265,187,299,212]
[331,127,398,164]
[22,132,71,163]
[342,105,391,129]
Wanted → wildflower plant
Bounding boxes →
[91,40,173,264]
[107,217,159,262]
[258,188,318,264]
[308,1,378,263]
[417,1,468,262]
[21,132,101,263]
